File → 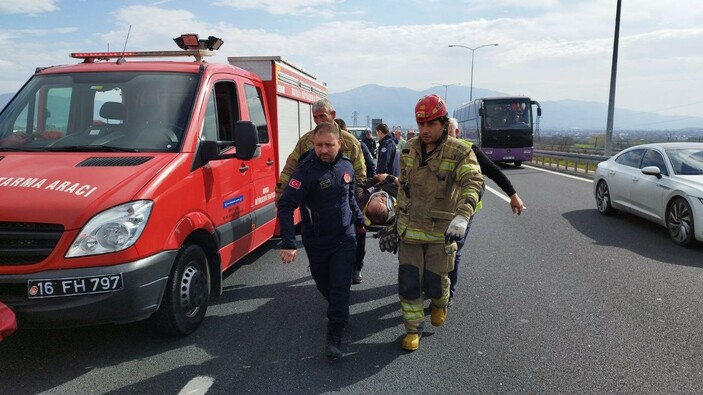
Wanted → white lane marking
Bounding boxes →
[522,164,593,183]
[485,185,510,202]
[179,376,215,395]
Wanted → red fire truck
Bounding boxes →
[0,34,327,334]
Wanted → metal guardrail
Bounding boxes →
[528,149,610,178]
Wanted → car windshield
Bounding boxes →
[666,148,703,175]
[0,71,199,152]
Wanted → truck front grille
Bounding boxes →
[0,222,64,265]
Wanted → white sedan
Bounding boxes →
[593,142,703,246]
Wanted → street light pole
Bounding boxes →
[431,82,461,104]
[448,43,499,102]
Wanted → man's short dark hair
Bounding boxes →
[313,121,340,137]
[334,118,347,131]
[375,123,389,135]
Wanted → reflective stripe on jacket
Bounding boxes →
[396,133,483,244]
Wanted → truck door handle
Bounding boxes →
[239,164,249,173]
[266,159,274,166]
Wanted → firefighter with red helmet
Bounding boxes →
[378,94,484,351]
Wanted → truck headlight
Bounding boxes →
[66,200,153,258]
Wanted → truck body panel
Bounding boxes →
[0,41,327,333]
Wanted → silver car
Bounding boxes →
[593,142,703,246]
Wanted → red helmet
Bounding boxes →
[415,94,447,122]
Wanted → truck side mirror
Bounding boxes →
[199,120,260,163]
[537,108,542,117]
[478,108,484,117]
[233,120,259,160]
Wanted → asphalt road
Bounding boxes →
[2,164,703,394]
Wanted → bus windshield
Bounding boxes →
[453,96,541,166]
[484,99,532,131]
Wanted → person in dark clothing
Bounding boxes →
[336,119,376,181]
[446,117,525,306]
[277,121,366,360]
[351,175,399,283]
[361,130,377,158]
[374,123,400,177]
[336,119,375,284]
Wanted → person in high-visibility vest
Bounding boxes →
[378,94,484,351]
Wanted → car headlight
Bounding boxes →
[66,200,153,258]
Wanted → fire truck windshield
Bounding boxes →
[0,72,199,152]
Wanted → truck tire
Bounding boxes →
[153,244,209,335]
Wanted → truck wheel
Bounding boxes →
[153,244,209,335]
[514,161,523,167]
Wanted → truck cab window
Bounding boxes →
[244,84,269,144]
[205,81,239,142]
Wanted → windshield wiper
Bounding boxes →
[0,147,46,152]
[47,145,140,153]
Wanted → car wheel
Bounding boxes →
[666,198,695,246]
[595,180,617,215]
[153,244,210,335]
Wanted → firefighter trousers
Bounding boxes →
[397,240,457,333]
[305,236,356,325]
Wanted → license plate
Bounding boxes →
[503,156,515,160]
[28,274,123,299]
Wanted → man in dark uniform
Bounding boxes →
[351,174,399,285]
[361,129,377,158]
[374,123,400,177]
[336,119,375,285]
[277,121,366,360]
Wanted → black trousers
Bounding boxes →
[354,231,366,271]
[305,236,356,325]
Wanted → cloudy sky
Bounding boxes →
[1,0,702,120]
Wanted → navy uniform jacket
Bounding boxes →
[360,140,376,180]
[376,134,400,176]
[278,149,365,250]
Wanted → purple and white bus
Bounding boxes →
[453,97,541,166]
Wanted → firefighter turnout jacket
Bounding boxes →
[396,133,484,244]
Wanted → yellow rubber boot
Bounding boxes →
[402,333,421,351]
[430,304,447,327]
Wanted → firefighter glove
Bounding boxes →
[376,225,399,254]
[445,215,469,243]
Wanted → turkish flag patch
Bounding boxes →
[288,178,301,189]
[343,173,351,183]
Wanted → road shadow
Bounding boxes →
[0,247,410,394]
[563,208,703,267]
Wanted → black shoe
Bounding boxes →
[447,297,453,308]
[352,270,362,284]
[326,322,344,360]
[326,338,342,359]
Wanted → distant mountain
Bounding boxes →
[0,92,13,110]
[330,85,703,131]
[4,86,701,132]
[330,84,505,130]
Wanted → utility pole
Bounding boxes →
[605,0,622,156]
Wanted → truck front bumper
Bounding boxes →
[0,250,177,328]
